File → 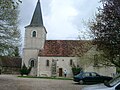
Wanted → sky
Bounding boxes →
[19,0,101,40]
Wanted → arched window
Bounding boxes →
[32,31,36,37]
[31,60,34,67]
[46,60,49,66]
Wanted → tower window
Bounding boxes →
[32,31,36,37]
[31,60,34,67]
[46,60,49,66]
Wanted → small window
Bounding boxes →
[70,59,73,66]
[46,60,49,66]
[32,31,36,37]
[31,60,34,67]
[94,54,98,66]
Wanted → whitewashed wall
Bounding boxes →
[37,57,78,77]
[24,27,46,49]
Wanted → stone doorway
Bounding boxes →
[59,68,63,77]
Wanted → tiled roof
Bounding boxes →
[0,57,22,68]
[38,40,92,57]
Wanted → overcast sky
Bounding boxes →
[19,0,101,40]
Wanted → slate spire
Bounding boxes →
[29,0,43,27]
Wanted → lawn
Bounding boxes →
[18,76,73,80]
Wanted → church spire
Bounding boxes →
[29,0,43,27]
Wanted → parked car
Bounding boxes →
[73,72,112,84]
[82,74,120,90]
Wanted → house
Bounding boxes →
[22,0,116,77]
[0,56,22,74]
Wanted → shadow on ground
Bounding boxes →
[73,82,103,85]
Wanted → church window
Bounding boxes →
[31,60,34,67]
[32,31,37,37]
[94,54,98,66]
[70,59,73,66]
[46,60,49,66]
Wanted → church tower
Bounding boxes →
[23,0,47,76]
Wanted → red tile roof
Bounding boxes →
[38,40,92,57]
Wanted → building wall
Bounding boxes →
[24,27,46,49]
[38,55,116,77]
[22,49,39,76]
[1,67,21,74]
[37,57,78,77]
[84,65,116,77]
[23,49,39,67]
[79,46,116,77]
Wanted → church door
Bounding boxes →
[59,68,63,77]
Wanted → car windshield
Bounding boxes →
[105,74,120,87]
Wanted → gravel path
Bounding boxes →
[0,75,84,90]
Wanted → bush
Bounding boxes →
[116,67,120,74]
[72,67,82,76]
[20,64,31,76]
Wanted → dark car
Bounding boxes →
[82,74,120,90]
[73,72,113,84]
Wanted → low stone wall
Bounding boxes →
[1,67,21,75]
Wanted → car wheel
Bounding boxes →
[79,80,84,84]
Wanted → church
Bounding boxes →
[22,0,116,77]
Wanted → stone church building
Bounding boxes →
[23,0,116,77]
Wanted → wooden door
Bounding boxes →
[59,68,63,77]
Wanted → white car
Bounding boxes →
[82,74,120,90]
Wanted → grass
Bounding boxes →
[18,76,73,80]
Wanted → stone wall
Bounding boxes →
[1,67,21,74]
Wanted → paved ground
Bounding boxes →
[0,75,84,90]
